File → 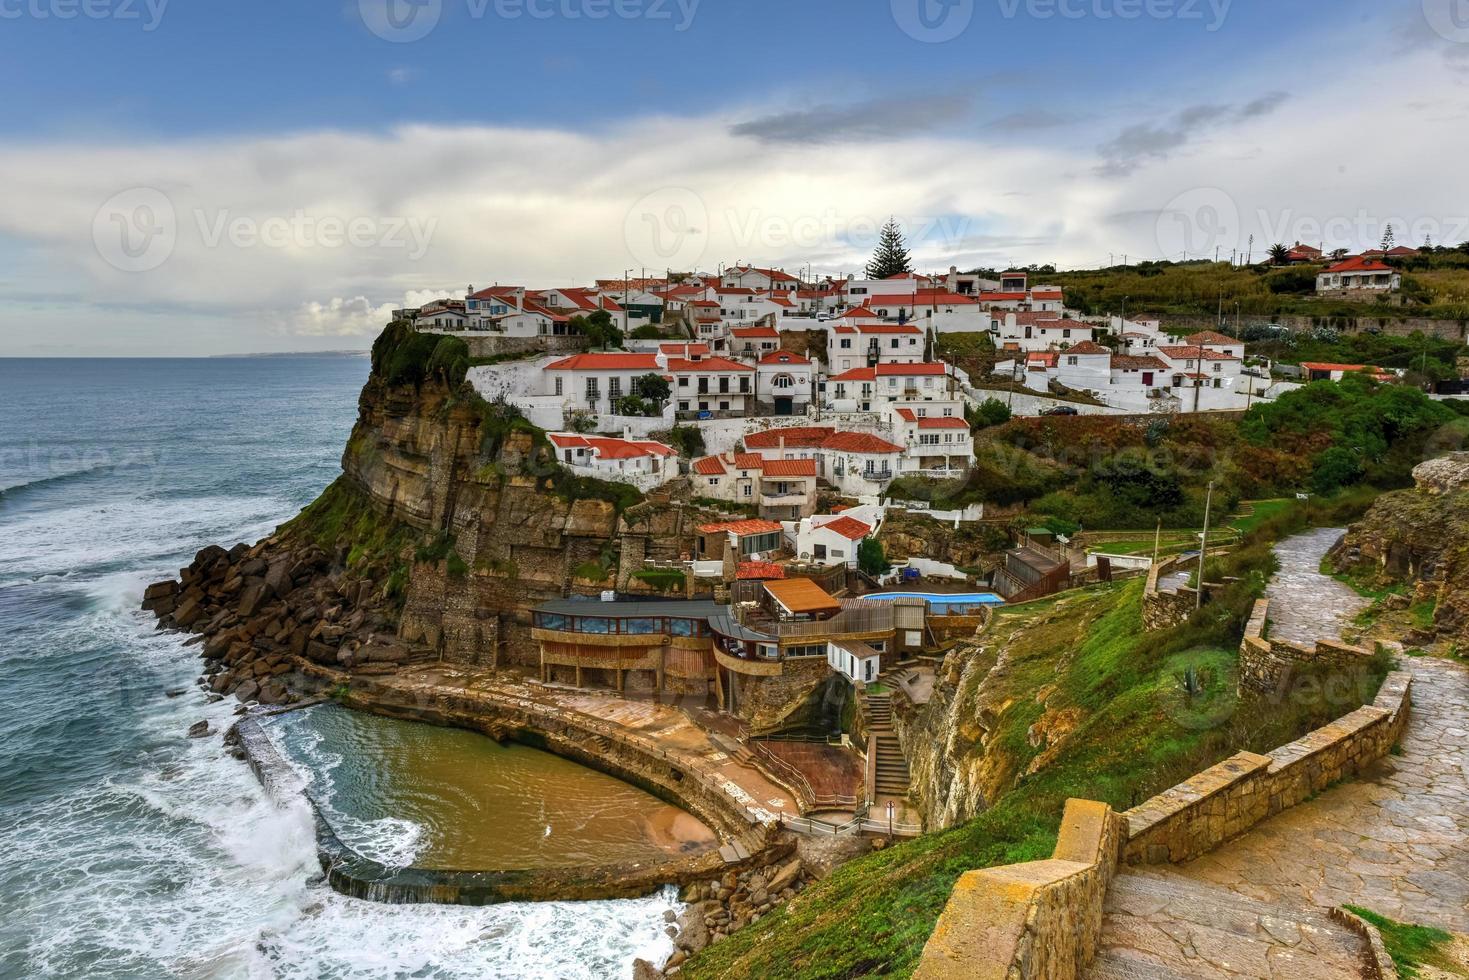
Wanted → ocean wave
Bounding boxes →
[0,462,118,501]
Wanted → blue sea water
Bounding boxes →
[0,357,676,979]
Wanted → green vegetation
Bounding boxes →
[1248,329,1465,384]
[858,537,891,577]
[866,218,913,279]
[372,320,470,388]
[1343,907,1465,979]
[1048,258,1469,321]
[1228,498,1293,535]
[572,309,623,350]
[688,497,1388,979]
[631,568,686,591]
[966,397,1012,430]
[893,374,1462,531]
[666,424,707,459]
[280,476,418,607]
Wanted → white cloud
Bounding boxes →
[0,37,1463,354]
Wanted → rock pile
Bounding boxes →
[142,537,417,708]
[645,855,809,976]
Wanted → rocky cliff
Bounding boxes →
[1331,452,1469,649]
[142,325,713,702]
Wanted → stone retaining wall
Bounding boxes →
[1122,671,1412,865]
[1238,597,1381,694]
[912,800,1125,980]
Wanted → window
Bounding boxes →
[773,374,793,389]
[1067,356,1078,366]
[678,376,690,388]
[609,377,622,402]
[708,477,719,486]
[840,339,852,349]
[554,377,563,396]
[585,377,599,401]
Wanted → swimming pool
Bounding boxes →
[864,591,1005,612]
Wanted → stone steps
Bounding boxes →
[1090,872,1370,979]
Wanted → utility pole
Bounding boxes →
[1196,481,1214,613]
[1152,518,1162,568]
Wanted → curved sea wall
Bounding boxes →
[235,705,787,906]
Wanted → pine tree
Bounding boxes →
[1380,224,1395,252]
[865,218,913,279]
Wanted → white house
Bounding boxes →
[755,350,815,415]
[820,431,907,496]
[796,514,873,568]
[826,323,925,373]
[691,452,819,520]
[720,265,801,292]
[547,433,678,490]
[993,312,1095,352]
[828,640,881,684]
[893,409,972,474]
[865,291,992,334]
[667,354,757,416]
[1316,256,1401,294]
[543,352,664,413]
[730,325,781,359]
[1182,330,1245,360]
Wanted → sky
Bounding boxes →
[1,0,1467,355]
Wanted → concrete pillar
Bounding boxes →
[616,668,625,693]
[575,664,583,688]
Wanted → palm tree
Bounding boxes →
[1268,243,1290,266]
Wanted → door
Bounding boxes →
[1142,372,1153,386]
[774,397,793,415]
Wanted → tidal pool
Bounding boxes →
[267,704,717,871]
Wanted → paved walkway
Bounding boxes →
[1264,528,1370,646]
[1155,655,1469,933]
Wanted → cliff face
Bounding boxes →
[1331,452,1469,648]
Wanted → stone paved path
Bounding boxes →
[1264,528,1370,646]
[1153,655,1469,933]
[1093,873,1368,978]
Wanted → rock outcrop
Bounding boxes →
[1331,452,1469,648]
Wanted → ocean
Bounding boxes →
[0,357,677,979]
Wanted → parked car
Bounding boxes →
[1040,405,1079,416]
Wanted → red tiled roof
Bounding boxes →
[853,323,923,335]
[660,342,710,356]
[1063,341,1110,355]
[1157,346,1239,361]
[758,350,811,365]
[698,518,785,536]
[1324,256,1395,274]
[821,432,904,454]
[692,455,727,475]
[1301,361,1380,373]
[867,292,979,307]
[743,427,834,449]
[1111,355,1170,371]
[734,452,764,469]
[819,516,872,540]
[1185,331,1238,346]
[978,291,1028,302]
[827,367,876,382]
[761,458,817,477]
[737,561,786,581]
[545,353,660,371]
[731,326,779,338]
[1028,351,1059,367]
[917,416,970,429]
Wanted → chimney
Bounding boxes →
[467,284,474,296]
[515,287,524,314]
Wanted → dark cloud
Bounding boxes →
[729,94,973,145]
[1095,92,1289,177]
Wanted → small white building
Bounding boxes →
[893,409,972,474]
[796,514,873,568]
[690,452,819,520]
[730,325,781,359]
[547,433,678,490]
[865,292,993,334]
[543,352,664,413]
[720,265,801,292]
[993,312,1094,352]
[828,639,882,684]
[755,350,815,415]
[668,354,757,416]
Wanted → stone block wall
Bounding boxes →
[1122,671,1412,865]
[1238,598,1380,694]
[913,800,1125,980]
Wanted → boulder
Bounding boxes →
[1412,452,1469,496]
[258,681,288,705]
[233,679,259,703]
[194,544,228,568]
[187,720,211,738]
[765,857,802,896]
[264,562,294,598]
[237,580,268,618]
[173,596,204,628]
[631,959,664,980]
[674,909,709,953]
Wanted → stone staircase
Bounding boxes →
[1089,872,1372,979]
[866,692,911,798]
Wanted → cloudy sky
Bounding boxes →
[1,0,1467,355]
